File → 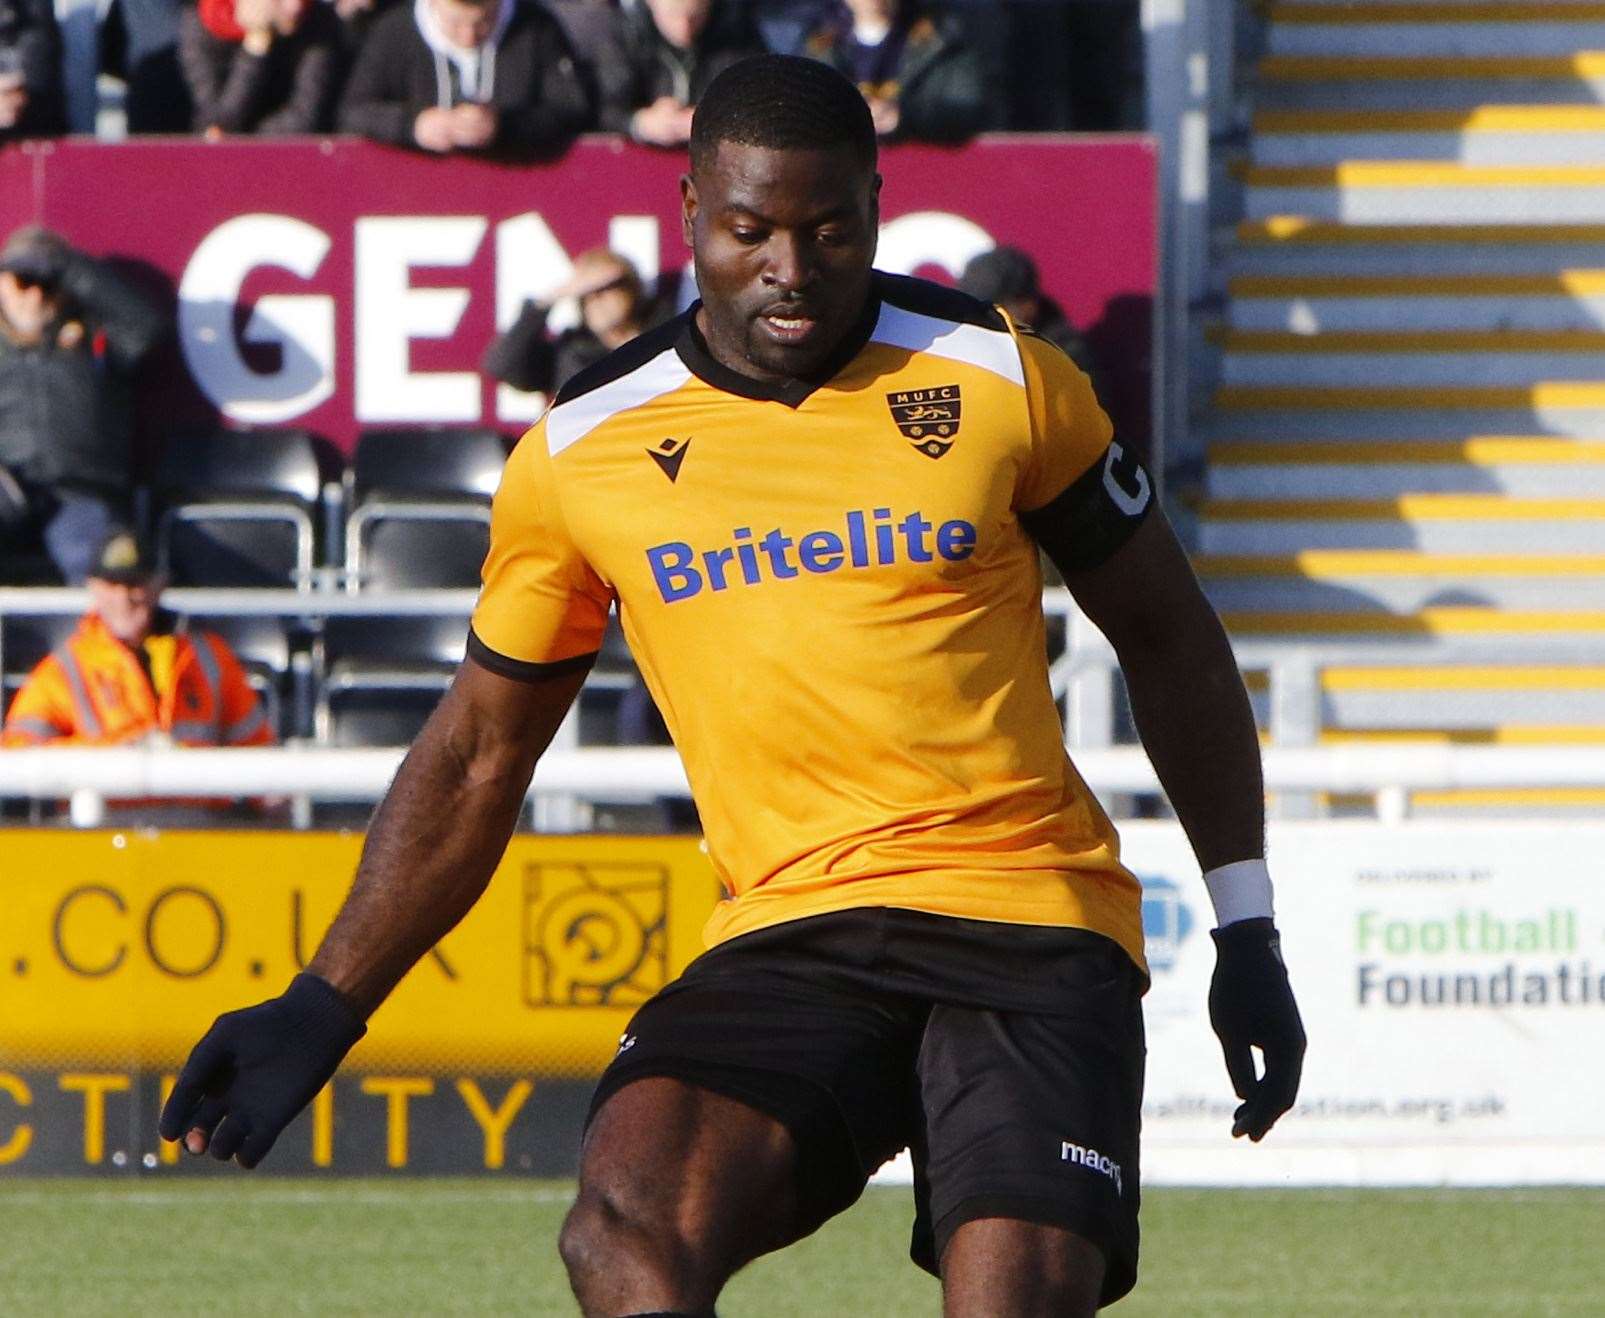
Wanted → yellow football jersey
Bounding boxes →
[471,273,1148,972]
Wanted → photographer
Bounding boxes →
[0,226,169,584]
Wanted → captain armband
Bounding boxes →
[1018,440,1154,572]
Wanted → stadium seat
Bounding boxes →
[0,613,78,717]
[314,615,467,745]
[344,428,506,592]
[154,429,332,588]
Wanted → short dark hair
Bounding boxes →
[690,55,876,176]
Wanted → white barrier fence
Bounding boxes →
[1,743,1603,807]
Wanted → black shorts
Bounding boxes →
[585,907,1147,1306]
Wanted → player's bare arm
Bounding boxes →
[305,656,585,1014]
[1033,497,1307,1142]
[159,655,589,1164]
[1054,508,1263,872]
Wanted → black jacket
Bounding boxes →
[481,293,675,396]
[0,255,169,490]
[0,0,65,135]
[178,3,345,134]
[804,8,991,143]
[337,0,590,157]
[573,1,760,134]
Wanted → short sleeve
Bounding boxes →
[468,424,613,678]
[1014,331,1115,513]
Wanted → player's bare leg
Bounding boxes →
[560,1077,810,1317]
[940,1218,1106,1318]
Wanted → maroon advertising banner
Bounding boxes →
[0,136,1154,456]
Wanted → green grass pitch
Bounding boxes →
[4,1181,1600,1315]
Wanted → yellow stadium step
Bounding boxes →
[1267,4,1605,63]
[1324,665,1605,691]
[1259,54,1605,82]
[1238,218,1605,245]
[1320,726,1605,744]
[1215,382,1605,409]
[1220,330,1605,388]
[1199,494,1605,552]
[1197,551,1605,611]
[1229,271,1605,297]
[1408,788,1605,811]
[1253,107,1605,166]
[1245,165,1605,225]
[1208,439,1605,464]
[1204,441,1605,498]
[1203,494,1605,518]
[1196,550,1605,576]
[1270,4,1605,25]
[1247,669,1605,743]
[1255,106,1605,133]
[1221,609,1605,636]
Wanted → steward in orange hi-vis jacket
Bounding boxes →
[1,531,273,748]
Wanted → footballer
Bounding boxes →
[162,55,1305,1317]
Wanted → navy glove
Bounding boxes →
[1208,917,1306,1142]
[159,973,366,1168]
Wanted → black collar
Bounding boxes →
[673,287,882,409]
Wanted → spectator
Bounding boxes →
[802,0,989,143]
[1,530,274,749]
[337,0,591,158]
[959,244,1099,385]
[0,227,169,585]
[178,0,344,136]
[482,247,671,396]
[573,0,759,147]
[0,0,65,140]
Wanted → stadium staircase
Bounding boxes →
[1199,0,1605,814]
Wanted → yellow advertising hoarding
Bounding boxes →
[0,830,723,1075]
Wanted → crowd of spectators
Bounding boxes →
[0,0,1139,150]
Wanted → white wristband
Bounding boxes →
[1203,858,1275,928]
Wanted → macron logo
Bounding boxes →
[645,508,977,604]
[1060,1140,1124,1197]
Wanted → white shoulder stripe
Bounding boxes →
[870,303,1025,387]
[546,350,693,457]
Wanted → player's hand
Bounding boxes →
[1208,917,1305,1142]
[158,973,366,1168]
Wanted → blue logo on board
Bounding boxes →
[1139,875,1195,974]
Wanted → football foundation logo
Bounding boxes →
[887,385,962,458]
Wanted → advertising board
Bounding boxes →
[0,137,1156,455]
[6,821,1597,1181]
[1129,820,1605,1185]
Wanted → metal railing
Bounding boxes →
[3,588,1604,827]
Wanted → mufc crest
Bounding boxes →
[886,385,962,459]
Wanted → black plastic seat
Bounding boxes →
[344,429,505,591]
[314,615,467,744]
[0,612,79,716]
[154,430,329,587]
[357,518,490,590]
[350,428,507,502]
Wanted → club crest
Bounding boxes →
[886,385,962,459]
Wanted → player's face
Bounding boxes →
[683,142,879,384]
